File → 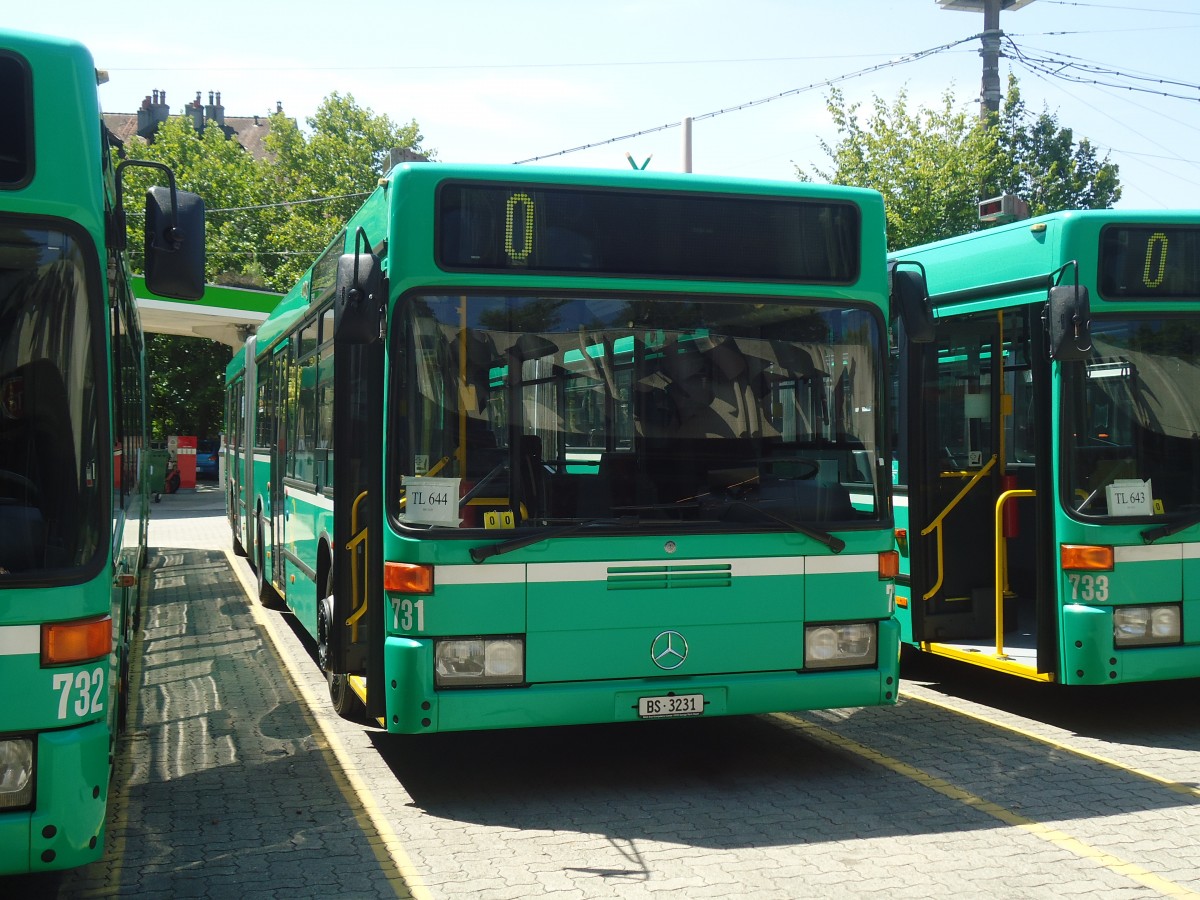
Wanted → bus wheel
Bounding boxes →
[318,577,358,719]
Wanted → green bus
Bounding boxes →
[226,162,912,732]
[891,209,1200,684]
[0,29,204,873]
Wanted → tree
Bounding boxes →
[804,87,1000,251]
[802,78,1121,250]
[145,334,230,441]
[117,93,430,437]
[993,77,1121,216]
[260,93,429,289]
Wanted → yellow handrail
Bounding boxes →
[344,490,370,640]
[994,488,1035,656]
[920,454,997,600]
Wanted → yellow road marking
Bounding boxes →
[774,712,1200,900]
[228,550,432,900]
[902,688,1200,800]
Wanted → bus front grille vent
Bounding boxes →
[606,564,733,591]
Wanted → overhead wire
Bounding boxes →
[1001,36,1200,103]
[165,21,1200,215]
[513,35,982,164]
[1000,36,1200,204]
[1035,0,1200,14]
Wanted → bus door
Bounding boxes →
[234,334,257,549]
[329,246,384,720]
[269,343,289,589]
[908,307,1049,670]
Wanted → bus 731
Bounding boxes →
[227,163,925,732]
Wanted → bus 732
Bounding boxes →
[0,29,204,874]
[227,163,922,732]
[892,210,1200,684]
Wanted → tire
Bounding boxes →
[318,568,359,720]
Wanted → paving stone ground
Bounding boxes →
[47,485,407,898]
[8,483,1198,899]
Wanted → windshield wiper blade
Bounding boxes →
[726,500,845,553]
[470,516,640,563]
[1142,513,1200,545]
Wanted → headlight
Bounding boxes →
[1113,605,1181,647]
[805,622,877,669]
[0,738,34,809]
[435,637,525,686]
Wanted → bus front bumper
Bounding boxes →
[0,721,110,875]
[383,619,900,734]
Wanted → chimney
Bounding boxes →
[188,91,205,132]
[205,90,225,130]
[137,88,172,141]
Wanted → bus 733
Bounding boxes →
[892,209,1200,684]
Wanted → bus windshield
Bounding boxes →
[0,222,102,577]
[1063,316,1200,520]
[392,292,884,531]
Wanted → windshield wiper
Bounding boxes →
[470,516,641,563]
[1142,512,1200,545]
[725,500,845,553]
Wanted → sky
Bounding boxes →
[8,0,1200,209]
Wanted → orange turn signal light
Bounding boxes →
[384,562,434,594]
[42,616,112,666]
[878,550,900,580]
[1060,544,1114,572]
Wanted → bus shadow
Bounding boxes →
[902,651,1200,757]
[368,700,1198,852]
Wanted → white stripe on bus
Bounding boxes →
[0,625,39,656]
[284,485,334,511]
[1115,544,1182,564]
[432,555,877,587]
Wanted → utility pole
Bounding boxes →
[937,0,1036,119]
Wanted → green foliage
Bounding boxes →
[802,77,1121,251]
[145,334,231,440]
[117,92,429,437]
[993,77,1122,216]
[805,87,999,252]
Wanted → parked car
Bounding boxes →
[195,439,220,480]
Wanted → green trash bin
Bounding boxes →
[146,449,169,500]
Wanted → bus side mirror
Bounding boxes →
[1047,284,1091,361]
[335,246,384,345]
[144,186,206,300]
[889,262,934,344]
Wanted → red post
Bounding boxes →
[175,435,197,490]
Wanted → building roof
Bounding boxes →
[103,91,284,161]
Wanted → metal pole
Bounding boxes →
[980,0,1002,118]
[681,117,692,173]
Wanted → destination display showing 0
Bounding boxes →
[1099,226,1200,299]
[437,182,861,283]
